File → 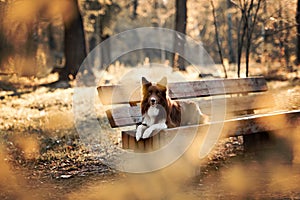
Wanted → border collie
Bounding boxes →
[135,77,207,141]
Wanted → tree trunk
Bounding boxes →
[0,2,11,69]
[172,0,187,71]
[245,0,262,77]
[237,12,247,78]
[132,0,138,19]
[60,0,87,81]
[227,0,236,64]
[245,1,253,78]
[211,0,227,78]
[296,0,300,64]
[237,0,262,77]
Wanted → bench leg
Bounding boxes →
[242,131,293,164]
[122,131,160,152]
[243,132,270,152]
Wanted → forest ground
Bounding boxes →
[0,64,300,199]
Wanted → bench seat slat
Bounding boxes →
[121,110,300,151]
[106,94,275,128]
[97,77,267,105]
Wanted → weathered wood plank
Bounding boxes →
[98,77,267,105]
[127,131,136,150]
[122,133,129,149]
[121,110,300,151]
[144,137,153,152]
[152,134,160,150]
[136,140,145,152]
[107,94,275,128]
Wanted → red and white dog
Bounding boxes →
[136,77,207,141]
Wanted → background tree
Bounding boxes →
[172,0,187,71]
[59,0,87,81]
[235,0,264,77]
[296,0,300,65]
[277,1,292,71]
[211,0,228,78]
[227,0,236,64]
[132,0,138,19]
[244,0,263,77]
[0,1,12,72]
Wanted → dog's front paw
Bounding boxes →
[142,127,154,139]
[136,125,143,141]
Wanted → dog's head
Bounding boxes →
[141,77,168,114]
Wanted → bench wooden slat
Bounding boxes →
[106,94,275,128]
[106,107,141,128]
[224,110,300,136]
[121,110,300,151]
[97,77,267,105]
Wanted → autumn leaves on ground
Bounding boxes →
[0,69,300,199]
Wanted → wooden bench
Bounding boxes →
[97,77,300,155]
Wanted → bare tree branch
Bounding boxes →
[245,0,263,77]
[210,0,227,78]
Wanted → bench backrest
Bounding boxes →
[97,77,274,128]
[98,77,268,105]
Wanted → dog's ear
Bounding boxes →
[157,77,167,87]
[142,77,150,85]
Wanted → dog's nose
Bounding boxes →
[150,98,156,104]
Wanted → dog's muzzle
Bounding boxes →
[150,97,156,105]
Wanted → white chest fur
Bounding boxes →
[147,106,160,117]
[143,106,163,126]
[136,105,168,141]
